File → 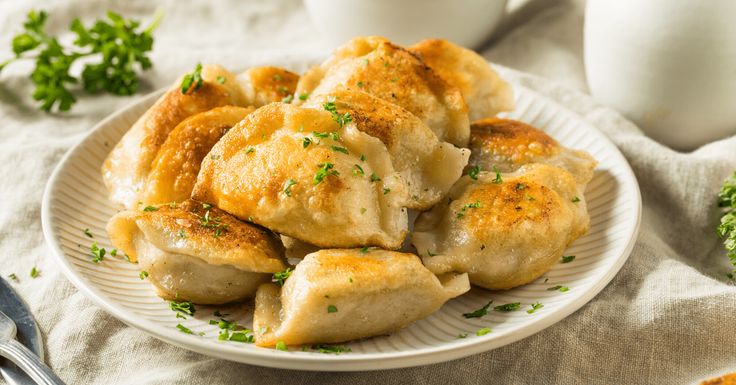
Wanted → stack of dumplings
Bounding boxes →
[103,36,597,349]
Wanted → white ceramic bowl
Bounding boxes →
[585,0,736,150]
[304,0,507,49]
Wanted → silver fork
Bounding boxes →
[0,310,66,385]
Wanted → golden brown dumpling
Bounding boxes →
[412,164,589,290]
[468,118,597,184]
[253,249,469,347]
[192,103,410,249]
[237,66,300,107]
[303,88,469,209]
[107,199,286,304]
[102,64,247,209]
[296,36,470,147]
[410,39,514,121]
[139,106,253,206]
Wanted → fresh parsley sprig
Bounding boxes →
[717,172,736,276]
[1,9,161,112]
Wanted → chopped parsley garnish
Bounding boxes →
[272,267,293,286]
[370,173,381,182]
[277,86,289,94]
[456,200,481,219]
[462,300,492,318]
[216,75,226,84]
[331,145,349,154]
[323,96,352,127]
[313,162,339,185]
[202,202,212,210]
[30,266,40,278]
[90,242,105,263]
[516,183,526,191]
[272,73,283,81]
[139,271,149,280]
[275,341,288,351]
[356,81,364,88]
[283,179,297,197]
[245,147,255,154]
[83,228,93,238]
[493,302,520,312]
[310,344,351,354]
[527,302,544,314]
[282,94,293,104]
[468,165,480,180]
[547,285,569,292]
[211,315,255,343]
[571,196,581,203]
[302,137,313,148]
[352,164,365,176]
[177,229,186,238]
[717,171,736,276]
[312,131,329,139]
[561,255,576,263]
[360,154,366,162]
[170,300,196,316]
[199,209,228,238]
[427,250,437,257]
[492,166,503,184]
[180,63,203,94]
[527,195,536,201]
[327,305,338,313]
[383,187,391,195]
[457,333,468,339]
[476,327,492,336]
[8,273,18,282]
[176,323,194,334]
[142,205,158,212]
[359,246,370,253]
[210,154,220,160]
[299,93,309,101]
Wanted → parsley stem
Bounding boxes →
[144,9,165,34]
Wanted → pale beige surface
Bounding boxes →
[1,0,736,384]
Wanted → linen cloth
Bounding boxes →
[1,0,735,384]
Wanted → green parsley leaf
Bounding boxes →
[383,187,391,195]
[30,266,40,278]
[169,300,196,316]
[83,228,93,238]
[476,327,492,336]
[282,94,294,104]
[356,81,364,88]
[199,209,228,238]
[245,147,255,154]
[360,154,366,162]
[298,93,309,101]
[331,145,349,154]
[468,165,480,180]
[272,267,293,286]
[181,63,203,94]
[352,164,365,176]
[302,137,313,148]
[143,205,158,212]
[283,179,297,197]
[493,302,520,312]
[456,200,481,219]
[359,246,370,253]
[90,242,105,263]
[561,255,576,263]
[310,344,351,354]
[313,162,339,185]
[457,333,468,339]
[547,285,569,292]
[176,323,194,334]
[139,270,149,280]
[216,75,226,84]
[492,166,503,184]
[516,183,526,191]
[8,273,18,282]
[527,302,544,314]
[177,229,186,239]
[427,250,437,257]
[327,305,338,313]
[370,173,381,182]
[462,300,492,318]
[275,341,288,351]
[716,171,736,275]
[571,196,581,203]
[323,96,353,127]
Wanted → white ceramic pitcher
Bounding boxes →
[585,0,736,150]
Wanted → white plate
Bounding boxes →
[42,83,641,371]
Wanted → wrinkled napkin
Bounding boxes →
[0,0,734,384]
